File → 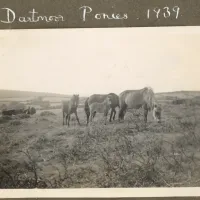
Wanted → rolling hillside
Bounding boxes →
[0,89,200,101]
[0,89,70,99]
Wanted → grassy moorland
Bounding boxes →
[0,90,200,188]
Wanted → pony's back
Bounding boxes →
[119,90,133,106]
[88,94,107,105]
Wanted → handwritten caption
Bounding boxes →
[0,5,181,23]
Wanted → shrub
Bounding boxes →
[0,116,12,124]
[10,120,21,126]
[16,114,30,119]
[40,111,56,116]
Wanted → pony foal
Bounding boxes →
[89,96,112,125]
[84,93,119,125]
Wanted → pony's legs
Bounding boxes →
[109,109,113,122]
[93,111,96,118]
[152,107,157,121]
[85,109,90,125]
[122,110,126,120]
[143,104,148,123]
[65,114,68,126]
[119,104,127,121]
[104,116,107,125]
[113,109,116,120]
[89,111,96,124]
[75,111,81,125]
[104,114,107,125]
[63,112,65,125]
[85,110,90,125]
[104,110,109,125]
[86,113,89,125]
[123,105,128,120]
[109,108,116,122]
[67,115,71,127]
[89,112,93,123]
[118,108,122,121]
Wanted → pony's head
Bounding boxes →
[152,103,162,123]
[72,94,80,108]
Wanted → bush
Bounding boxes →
[172,99,187,105]
[40,111,56,116]
[16,114,30,119]
[10,120,21,126]
[0,116,12,124]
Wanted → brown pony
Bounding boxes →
[84,93,119,125]
[118,87,162,123]
[62,94,80,126]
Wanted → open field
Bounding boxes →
[0,91,200,188]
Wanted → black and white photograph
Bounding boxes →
[0,27,200,189]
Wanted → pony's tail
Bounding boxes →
[84,98,90,117]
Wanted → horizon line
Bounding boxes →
[0,88,200,98]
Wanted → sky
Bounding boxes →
[0,27,200,96]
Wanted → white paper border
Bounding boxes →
[0,188,199,198]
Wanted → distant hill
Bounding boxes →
[156,91,200,99]
[0,89,200,100]
[0,89,70,99]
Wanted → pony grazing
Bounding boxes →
[62,94,80,126]
[84,93,119,125]
[118,87,162,123]
[89,96,112,125]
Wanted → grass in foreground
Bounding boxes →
[0,103,200,188]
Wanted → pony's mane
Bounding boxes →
[143,87,156,110]
[143,86,154,93]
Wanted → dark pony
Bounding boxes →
[62,94,80,126]
[84,93,119,125]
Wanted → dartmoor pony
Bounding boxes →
[84,93,119,125]
[89,96,112,125]
[62,94,80,126]
[118,87,162,123]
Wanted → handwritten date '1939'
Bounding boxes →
[147,6,180,19]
